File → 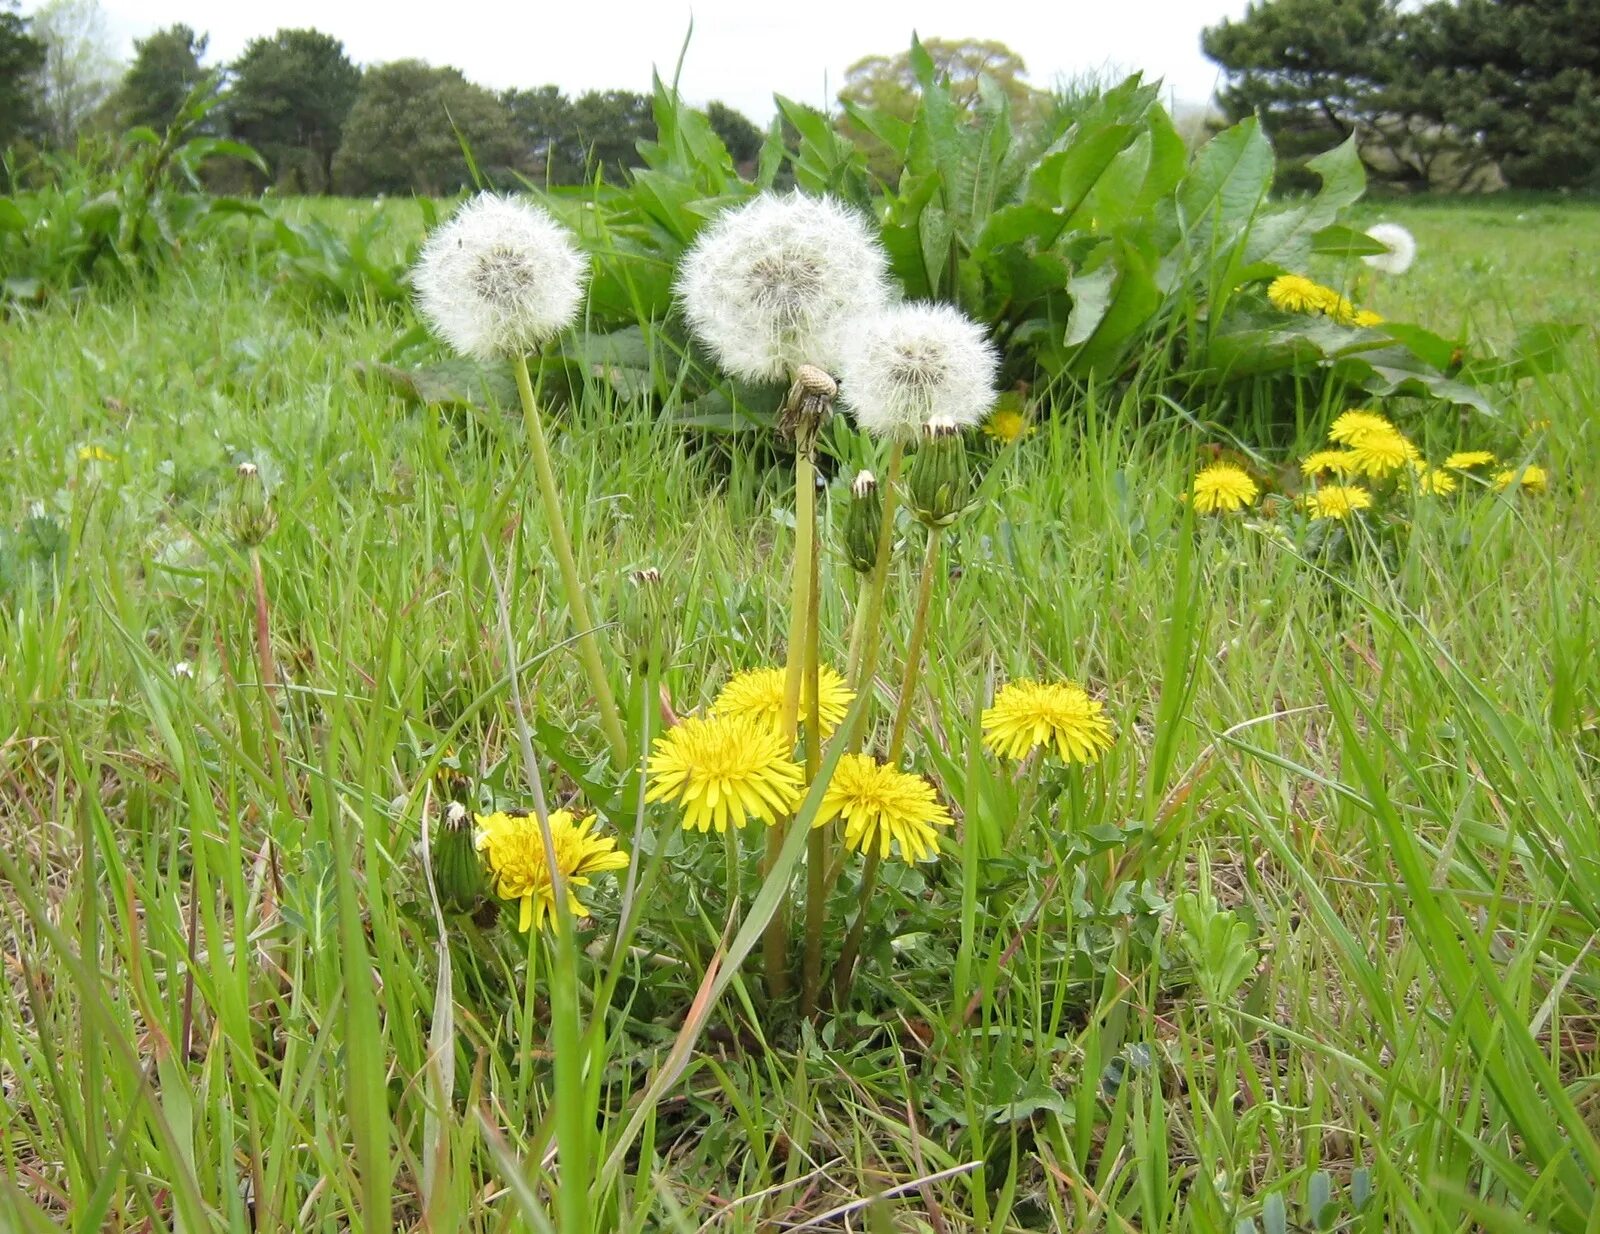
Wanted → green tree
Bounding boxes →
[0,0,46,153]
[111,23,209,132]
[836,37,1046,180]
[568,89,655,181]
[227,28,361,192]
[30,0,118,147]
[705,100,762,167]
[1414,0,1600,189]
[332,60,518,195]
[503,84,577,181]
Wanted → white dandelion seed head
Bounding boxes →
[851,469,877,498]
[839,302,999,441]
[412,193,588,360]
[676,191,890,382]
[1362,222,1417,276]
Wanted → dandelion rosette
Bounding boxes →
[982,679,1115,765]
[474,809,628,933]
[1362,222,1417,276]
[814,754,952,863]
[413,194,588,361]
[839,302,999,441]
[646,713,806,833]
[1188,463,1259,514]
[1301,485,1373,520]
[713,666,855,740]
[676,191,889,381]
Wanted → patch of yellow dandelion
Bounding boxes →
[1493,464,1548,493]
[1353,309,1385,328]
[1300,485,1374,520]
[1188,463,1259,515]
[1267,274,1324,313]
[713,665,854,739]
[474,809,628,933]
[646,713,805,834]
[982,679,1115,765]
[1301,450,1359,477]
[1344,427,1421,479]
[1328,410,1397,446]
[1444,451,1496,471]
[76,445,116,462]
[983,407,1032,444]
[814,754,952,863]
[1413,463,1457,495]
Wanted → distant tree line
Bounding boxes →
[0,1,765,194]
[1203,0,1600,191]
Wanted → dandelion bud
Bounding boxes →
[779,363,840,455]
[433,802,485,914]
[237,461,258,478]
[842,470,884,574]
[905,419,973,529]
[230,463,275,547]
[618,566,674,674]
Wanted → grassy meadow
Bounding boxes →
[2,193,1598,1232]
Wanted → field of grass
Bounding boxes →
[1,194,1598,1232]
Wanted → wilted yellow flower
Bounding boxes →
[1493,464,1548,493]
[1328,410,1396,446]
[814,754,952,863]
[982,679,1115,765]
[983,407,1032,444]
[713,665,854,739]
[1267,274,1325,313]
[646,713,805,833]
[475,809,628,933]
[1444,451,1496,471]
[1345,428,1421,478]
[1188,463,1259,514]
[1301,450,1359,477]
[1301,485,1374,520]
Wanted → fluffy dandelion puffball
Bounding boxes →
[474,809,628,933]
[840,302,999,440]
[1189,463,1259,514]
[646,713,806,834]
[713,665,855,739]
[676,191,889,381]
[1445,450,1496,471]
[814,754,952,863]
[982,680,1115,765]
[1301,485,1373,520]
[1301,450,1359,478]
[1494,464,1548,493]
[1363,223,1417,276]
[413,194,588,361]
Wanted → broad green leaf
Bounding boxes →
[1070,242,1162,375]
[1174,117,1274,251]
[0,197,25,232]
[1064,262,1115,349]
[1310,223,1390,259]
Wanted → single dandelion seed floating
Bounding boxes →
[814,753,952,863]
[675,191,889,381]
[1363,222,1417,276]
[646,713,806,834]
[1444,450,1496,471]
[839,301,999,441]
[982,679,1115,765]
[1301,450,1360,477]
[412,193,588,361]
[1493,464,1548,493]
[713,665,855,740]
[474,809,628,933]
[1188,463,1259,514]
[1301,485,1374,520]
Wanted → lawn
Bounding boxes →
[1,192,1597,1232]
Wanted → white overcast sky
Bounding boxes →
[75,0,1249,119]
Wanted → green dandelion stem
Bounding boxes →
[847,439,906,744]
[831,850,881,1009]
[513,354,629,767]
[802,513,826,1017]
[886,525,943,765]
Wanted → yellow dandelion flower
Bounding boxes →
[983,407,1032,444]
[1300,485,1373,520]
[1300,450,1359,477]
[713,666,854,739]
[1344,427,1421,479]
[474,809,629,933]
[76,445,116,462]
[1188,463,1259,514]
[1267,274,1325,313]
[1321,292,1361,325]
[982,679,1115,765]
[1353,309,1385,328]
[1413,463,1457,495]
[1493,464,1548,493]
[1444,450,1496,471]
[646,713,805,834]
[814,754,952,863]
[1328,410,1396,445]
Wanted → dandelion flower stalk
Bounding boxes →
[845,440,906,720]
[513,356,630,766]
